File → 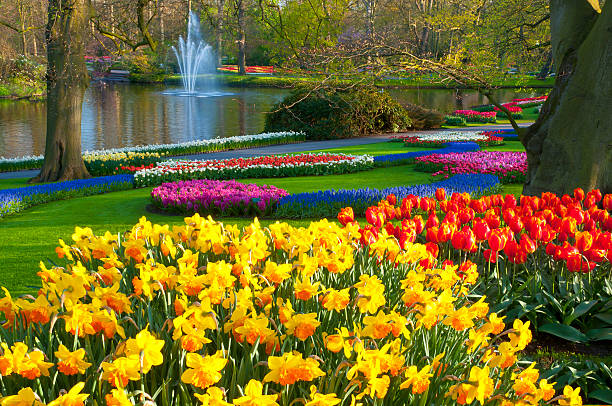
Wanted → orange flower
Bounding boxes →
[284,313,320,341]
[181,351,227,389]
[55,344,91,375]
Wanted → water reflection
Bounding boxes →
[0,84,543,158]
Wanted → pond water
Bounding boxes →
[0,83,543,158]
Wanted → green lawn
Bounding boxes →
[485,140,525,152]
[299,142,423,156]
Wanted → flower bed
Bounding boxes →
[151,179,288,217]
[391,131,504,147]
[0,131,305,173]
[415,151,527,183]
[0,214,582,404]
[346,189,612,401]
[134,153,374,187]
[452,110,497,123]
[84,151,164,176]
[512,95,547,107]
[0,174,134,217]
[275,174,500,218]
[373,141,481,166]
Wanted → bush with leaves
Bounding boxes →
[401,103,443,129]
[264,87,412,140]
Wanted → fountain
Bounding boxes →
[166,11,229,97]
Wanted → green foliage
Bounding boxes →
[473,105,496,112]
[402,103,443,129]
[264,87,412,140]
[0,56,46,99]
[444,115,467,126]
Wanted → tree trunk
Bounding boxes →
[32,0,91,183]
[237,0,246,75]
[536,50,553,79]
[522,0,611,195]
[216,0,225,66]
[137,0,157,52]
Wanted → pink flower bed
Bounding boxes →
[493,103,523,113]
[452,110,497,123]
[415,151,527,184]
[151,179,289,217]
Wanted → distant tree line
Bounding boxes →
[0,0,552,77]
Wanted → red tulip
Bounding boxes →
[473,219,491,241]
[603,194,612,211]
[435,188,446,201]
[483,249,498,263]
[337,207,354,226]
[520,234,537,254]
[488,229,508,252]
[386,194,397,206]
[573,187,585,202]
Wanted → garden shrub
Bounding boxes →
[401,102,443,129]
[444,115,467,126]
[472,104,495,112]
[264,87,412,140]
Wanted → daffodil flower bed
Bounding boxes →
[0,214,582,405]
[151,179,289,217]
[0,132,305,173]
[133,153,374,188]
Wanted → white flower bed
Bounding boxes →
[408,131,494,142]
[133,153,374,187]
[0,131,303,167]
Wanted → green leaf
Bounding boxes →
[564,300,599,325]
[594,312,612,326]
[591,389,612,405]
[586,328,612,341]
[539,323,589,343]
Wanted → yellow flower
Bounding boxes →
[48,382,89,406]
[10,342,53,380]
[284,313,320,341]
[354,275,386,314]
[105,389,132,406]
[181,351,228,389]
[264,351,325,386]
[0,388,45,406]
[125,328,164,373]
[294,277,321,301]
[234,312,275,345]
[508,319,532,350]
[194,387,231,406]
[233,380,278,406]
[55,344,91,375]
[321,288,350,312]
[558,386,582,406]
[399,365,433,394]
[101,356,141,388]
[305,385,341,406]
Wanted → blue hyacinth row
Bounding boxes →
[275,173,500,219]
[0,174,134,217]
[373,141,481,163]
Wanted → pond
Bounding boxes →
[0,83,544,158]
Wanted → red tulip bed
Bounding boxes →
[133,153,373,187]
[414,151,527,184]
[391,131,504,148]
[338,188,612,399]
